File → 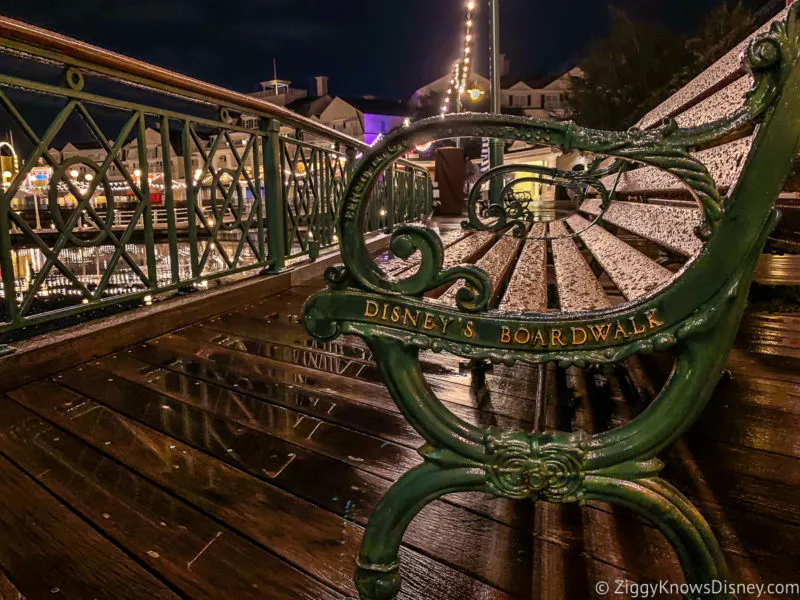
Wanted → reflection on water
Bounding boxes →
[1,239,260,319]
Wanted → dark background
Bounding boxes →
[0,0,773,99]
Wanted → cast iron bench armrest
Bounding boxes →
[303,8,800,599]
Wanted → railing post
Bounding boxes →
[137,112,157,288]
[0,185,18,355]
[160,115,180,285]
[263,118,286,273]
[386,167,396,231]
[181,120,200,281]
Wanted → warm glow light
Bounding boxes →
[70,169,79,178]
[403,117,411,128]
[467,1,475,10]
[416,142,433,152]
[85,173,94,181]
[134,169,141,177]
[468,88,485,101]
[2,171,11,179]
[379,208,387,217]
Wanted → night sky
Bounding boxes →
[1,0,772,100]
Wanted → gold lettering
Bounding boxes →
[439,316,454,335]
[571,327,588,346]
[403,308,420,328]
[629,316,646,335]
[532,330,546,347]
[646,309,665,329]
[514,328,532,345]
[464,321,475,339]
[391,307,402,323]
[589,324,612,342]
[500,326,512,344]
[551,329,566,347]
[423,313,437,330]
[381,304,389,321]
[365,301,380,318]
[615,322,630,340]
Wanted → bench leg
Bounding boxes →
[585,475,731,599]
[355,462,486,600]
[468,358,491,405]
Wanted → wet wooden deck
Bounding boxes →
[0,270,799,598]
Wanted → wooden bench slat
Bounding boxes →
[674,75,752,129]
[566,215,674,301]
[439,232,525,305]
[580,198,704,257]
[498,223,548,314]
[638,5,792,129]
[382,228,472,275]
[600,135,754,194]
[395,230,496,278]
[550,221,612,312]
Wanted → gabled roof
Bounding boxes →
[286,95,333,117]
[62,140,105,152]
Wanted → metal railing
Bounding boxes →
[0,16,433,344]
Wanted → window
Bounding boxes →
[508,95,514,106]
[528,95,532,106]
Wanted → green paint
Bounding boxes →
[305,8,800,599]
[0,47,431,340]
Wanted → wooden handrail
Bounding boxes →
[0,15,373,151]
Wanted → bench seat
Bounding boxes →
[498,223,548,313]
[549,221,611,312]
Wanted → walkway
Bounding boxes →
[0,261,798,599]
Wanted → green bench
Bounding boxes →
[304,5,800,599]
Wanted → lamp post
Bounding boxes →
[488,0,504,205]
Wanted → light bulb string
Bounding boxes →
[442,1,476,116]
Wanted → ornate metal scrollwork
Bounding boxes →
[484,429,586,502]
[462,163,613,238]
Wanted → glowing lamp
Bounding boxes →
[468,88,485,101]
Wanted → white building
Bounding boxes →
[410,58,580,119]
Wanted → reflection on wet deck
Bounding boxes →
[0,261,799,599]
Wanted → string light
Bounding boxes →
[442,1,477,116]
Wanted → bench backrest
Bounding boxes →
[305,2,800,367]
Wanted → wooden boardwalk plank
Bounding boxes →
[0,428,181,600]
[203,312,545,403]
[0,396,343,600]
[7,381,507,600]
[45,367,530,597]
